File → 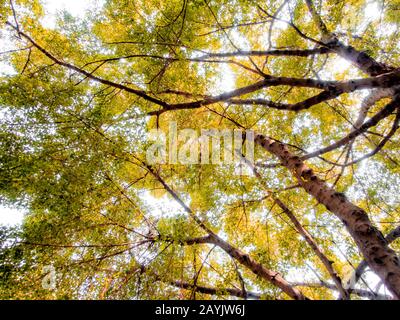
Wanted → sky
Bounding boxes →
[44,0,92,16]
[41,0,101,28]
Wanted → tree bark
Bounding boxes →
[255,134,400,299]
[349,225,400,291]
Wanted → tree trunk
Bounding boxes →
[255,134,400,299]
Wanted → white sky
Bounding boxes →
[44,0,91,16]
[0,206,25,226]
[41,0,100,28]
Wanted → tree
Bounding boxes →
[0,0,400,300]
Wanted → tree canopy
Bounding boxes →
[1,0,400,300]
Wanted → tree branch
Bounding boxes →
[302,96,400,160]
[292,281,390,300]
[142,163,307,300]
[348,225,400,292]
[254,132,400,299]
[273,197,349,299]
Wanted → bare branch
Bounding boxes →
[273,197,349,299]
[302,96,400,160]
